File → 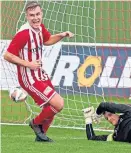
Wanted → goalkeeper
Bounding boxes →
[83,102,131,143]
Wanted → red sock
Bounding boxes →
[34,105,58,125]
[42,116,54,133]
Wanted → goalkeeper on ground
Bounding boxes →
[83,102,131,143]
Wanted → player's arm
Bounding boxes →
[89,135,109,141]
[44,31,74,46]
[83,107,114,142]
[4,32,41,70]
[41,24,74,46]
[86,121,112,141]
[96,102,131,115]
[4,52,41,70]
[87,132,114,141]
[4,52,29,66]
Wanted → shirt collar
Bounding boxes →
[27,22,42,34]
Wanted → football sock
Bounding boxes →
[33,105,58,125]
[42,116,54,133]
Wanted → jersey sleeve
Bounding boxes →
[86,123,108,141]
[7,31,28,56]
[90,135,108,141]
[41,24,51,43]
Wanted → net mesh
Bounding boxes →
[1,0,131,130]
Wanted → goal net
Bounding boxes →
[1,0,131,130]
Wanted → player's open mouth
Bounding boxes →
[33,21,40,24]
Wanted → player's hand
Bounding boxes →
[28,60,42,70]
[60,31,74,38]
[92,113,102,124]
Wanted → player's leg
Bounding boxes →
[20,78,64,142]
[41,93,64,133]
[38,94,63,134]
[33,93,64,124]
[31,93,64,142]
[39,103,54,134]
[42,116,54,134]
[29,120,52,142]
[32,78,64,134]
[19,80,54,142]
[18,81,51,141]
[29,80,64,142]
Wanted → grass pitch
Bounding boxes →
[1,90,131,153]
[1,125,131,153]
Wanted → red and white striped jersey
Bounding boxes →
[7,22,51,85]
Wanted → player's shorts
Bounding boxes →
[20,79,56,107]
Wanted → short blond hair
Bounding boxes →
[25,1,41,12]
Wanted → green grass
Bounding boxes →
[1,125,131,153]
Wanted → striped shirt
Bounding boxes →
[7,22,51,85]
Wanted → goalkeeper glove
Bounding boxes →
[92,112,102,124]
[82,106,95,124]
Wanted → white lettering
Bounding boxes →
[43,43,62,77]
[98,56,119,87]
[118,57,131,88]
[52,56,80,86]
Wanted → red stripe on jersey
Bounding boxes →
[41,24,51,43]
[32,31,41,80]
[29,31,37,81]
[7,22,51,85]
[38,32,43,79]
